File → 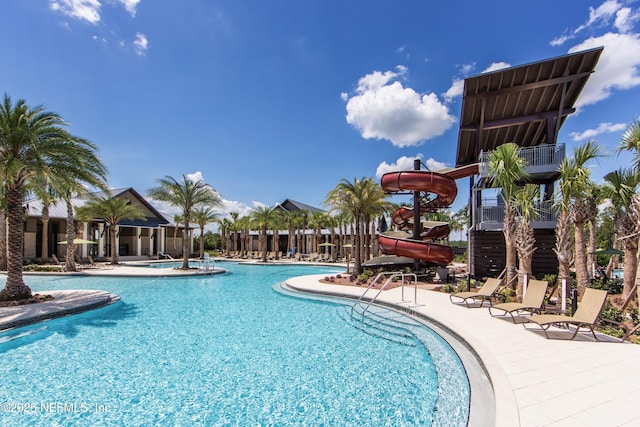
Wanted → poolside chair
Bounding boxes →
[88,255,104,269]
[488,279,548,322]
[449,277,503,308]
[522,288,608,340]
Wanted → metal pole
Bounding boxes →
[413,159,422,272]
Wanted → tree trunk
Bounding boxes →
[199,226,205,258]
[0,210,7,271]
[503,206,519,300]
[182,219,190,269]
[554,210,573,304]
[110,226,118,264]
[587,218,597,280]
[574,221,589,295]
[41,205,50,260]
[0,185,32,301]
[353,217,362,276]
[64,198,77,272]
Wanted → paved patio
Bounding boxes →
[2,264,639,426]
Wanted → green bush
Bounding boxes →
[600,300,625,323]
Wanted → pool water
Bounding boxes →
[0,262,470,426]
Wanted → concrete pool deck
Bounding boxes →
[2,263,640,426]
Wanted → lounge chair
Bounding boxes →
[449,277,503,308]
[489,279,548,322]
[88,255,104,269]
[522,288,608,340]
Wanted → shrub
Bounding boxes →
[600,300,625,323]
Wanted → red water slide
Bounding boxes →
[379,171,458,266]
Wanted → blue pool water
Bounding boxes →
[0,262,470,426]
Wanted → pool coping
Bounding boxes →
[0,290,121,331]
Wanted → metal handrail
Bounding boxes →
[350,271,418,320]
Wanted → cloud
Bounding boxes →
[443,79,464,103]
[569,122,628,140]
[375,154,448,178]
[133,32,148,55]
[344,67,456,147]
[50,0,102,24]
[482,62,511,73]
[550,0,639,45]
[570,32,640,108]
[118,0,141,17]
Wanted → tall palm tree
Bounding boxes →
[514,184,539,288]
[0,94,107,301]
[229,212,240,253]
[192,206,221,259]
[75,192,146,265]
[486,143,529,300]
[147,175,220,269]
[270,210,283,259]
[282,210,298,257]
[218,217,232,256]
[602,169,639,299]
[360,178,391,261]
[568,141,603,295]
[618,119,640,302]
[251,205,278,262]
[325,177,369,275]
[584,183,604,279]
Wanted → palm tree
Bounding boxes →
[514,184,539,288]
[325,177,369,275]
[584,183,604,279]
[282,210,298,257]
[360,178,391,261]
[192,206,221,258]
[0,94,107,301]
[486,143,529,300]
[75,193,146,265]
[251,205,279,262]
[229,212,240,253]
[618,118,640,172]
[618,119,640,303]
[218,217,232,256]
[568,141,603,295]
[270,210,283,259]
[147,175,221,269]
[602,169,639,299]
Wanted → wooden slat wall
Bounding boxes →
[470,229,558,279]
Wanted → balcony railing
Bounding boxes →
[477,199,558,230]
[479,143,565,177]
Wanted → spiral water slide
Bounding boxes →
[379,171,458,266]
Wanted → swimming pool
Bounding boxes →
[0,262,471,426]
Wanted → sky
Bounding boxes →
[1,0,640,222]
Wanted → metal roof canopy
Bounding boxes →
[455,47,604,167]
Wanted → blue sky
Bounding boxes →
[2,0,639,220]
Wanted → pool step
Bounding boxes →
[338,306,418,347]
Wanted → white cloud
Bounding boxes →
[615,7,640,33]
[569,122,628,140]
[344,67,456,147]
[50,0,102,24]
[443,79,464,103]
[186,171,205,183]
[133,33,148,56]
[570,32,640,108]
[117,0,141,17]
[375,154,448,178]
[481,62,511,73]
